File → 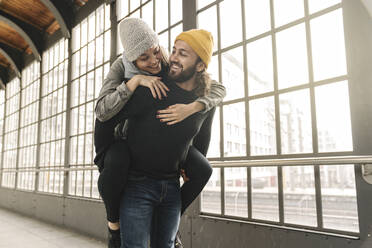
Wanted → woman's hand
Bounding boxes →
[129,75,169,99]
[156,102,205,125]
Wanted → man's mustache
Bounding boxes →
[170,62,183,69]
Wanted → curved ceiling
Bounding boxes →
[0,0,89,84]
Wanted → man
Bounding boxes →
[95,29,215,248]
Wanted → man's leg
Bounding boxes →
[151,179,181,248]
[119,176,157,248]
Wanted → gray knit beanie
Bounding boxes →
[119,18,159,62]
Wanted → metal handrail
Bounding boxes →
[1,155,372,172]
[210,155,372,167]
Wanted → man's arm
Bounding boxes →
[192,108,216,156]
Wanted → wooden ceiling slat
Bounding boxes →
[0,22,28,52]
[0,53,10,68]
[46,20,60,35]
[0,0,55,31]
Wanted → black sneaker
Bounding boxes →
[108,229,121,248]
[175,231,183,248]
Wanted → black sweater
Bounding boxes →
[94,79,215,179]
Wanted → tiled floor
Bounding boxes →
[0,208,105,248]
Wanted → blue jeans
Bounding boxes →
[119,175,181,248]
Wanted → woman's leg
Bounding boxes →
[180,146,212,214]
[97,139,131,224]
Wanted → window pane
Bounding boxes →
[197,0,214,10]
[197,6,218,52]
[222,47,244,101]
[247,36,274,96]
[207,107,220,158]
[158,31,169,53]
[81,19,88,46]
[96,6,105,36]
[130,0,141,11]
[142,1,154,29]
[96,35,103,66]
[208,55,219,84]
[245,0,271,39]
[311,9,347,81]
[117,0,128,20]
[171,0,182,25]
[276,24,309,89]
[170,24,183,51]
[223,103,246,157]
[155,0,168,32]
[250,97,276,155]
[104,31,111,62]
[220,0,242,48]
[315,81,352,152]
[274,0,304,27]
[88,13,95,42]
[252,167,279,221]
[225,167,248,217]
[72,25,80,52]
[87,41,95,72]
[283,166,317,226]
[308,0,341,14]
[320,165,359,232]
[280,89,312,154]
[201,168,221,214]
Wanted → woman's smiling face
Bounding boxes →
[134,45,162,75]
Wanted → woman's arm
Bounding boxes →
[95,58,168,122]
[95,58,133,122]
[196,80,226,113]
[157,80,226,125]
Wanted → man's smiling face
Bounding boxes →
[168,40,200,83]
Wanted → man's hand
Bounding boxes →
[157,102,204,125]
[180,169,189,182]
[133,75,169,99]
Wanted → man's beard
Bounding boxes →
[168,62,198,83]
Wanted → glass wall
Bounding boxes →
[70,5,111,198]
[39,39,68,194]
[1,78,20,188]
[198,0,358,233]
[18,61,40,191]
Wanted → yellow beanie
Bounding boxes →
[175,29,214,67]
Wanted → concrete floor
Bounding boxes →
[0,208,105,248]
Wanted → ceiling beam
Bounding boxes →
[0,47,21,77]
[40,0,71,38]
[0,62,10,84]
[0,10,42,61]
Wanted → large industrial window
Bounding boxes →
[116,0,183,54]
[39,39,68,194]
[0,90,4,186]
[198,0,358,234]
[70,4,111,198]
[1,78,20,188]
[17,61,40,191]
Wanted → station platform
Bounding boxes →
[0,208,105,248]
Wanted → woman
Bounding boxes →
[94,18,226,248]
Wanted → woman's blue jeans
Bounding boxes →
[119,175,181,248]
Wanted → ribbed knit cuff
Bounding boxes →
[195,98,210,114]
[116,82,133,100]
